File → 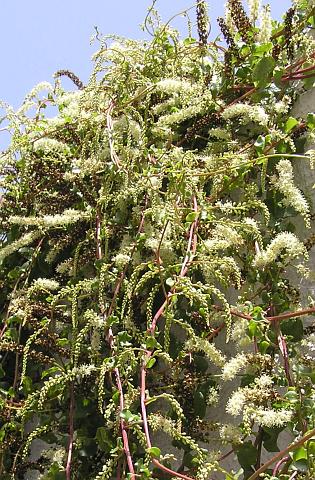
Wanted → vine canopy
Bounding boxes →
[1,1,315,479]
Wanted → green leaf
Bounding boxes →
[146,357,156,369]
[185,211,198,222]
[254,135,265,154]
[281,318,304,342]
[117,331,132,347]
[166,277,175,287]
[307,113,315,130]
[293,446,308,461]
[193,390,207,419]
[252,42,273,56]
[112,390,120,405]
[145,336,159,350]
[147,446,161,458]
[293,458,308,472]
[273,67,285,88]
[284,389,299,404]
[183,37,196,46]
[194,355,209,373]
[262,427,283,452]
[248,320,260,338]
[46,463,66,480]
[252,56,275,87]
[120,410,141,424]
[95,427,112,452]
[236,442,257,468]
[284,117,298,133]
[258,340,270,354]
[106,315,119,327]
[41,367,61,379]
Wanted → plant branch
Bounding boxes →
[96,214,136,479]
[247,427,315,480]
[140,196,198,480]
[272,455,290,476]
[65,382,75,480]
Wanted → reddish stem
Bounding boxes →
[285,53,315,73]
[289,471,298,480]
[140,197,198,480]
[117,460,121,480]
[140,365,194,480]
[66,383,75,480]
[96,214,136,479]
[214,305,315,324]
[286,64,315,76]
[150,196,198,333]
[107,198,147,319]
[113,357,136,478]
[268,307,315,323]
[153,460,194,480]
[272,455,290,476]
[247,427,315,480]
[224,87,257,109]
[206,322,225,341]
[275,323,294,387]
[282,72,315,81]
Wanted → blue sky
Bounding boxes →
[0,0,292,110]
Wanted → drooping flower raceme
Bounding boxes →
[222,103,268,126]
[253,232,307,268]
[247,0,261,25]
[9,208,91,228]
[258,5,272,44]
[272,159,310,227]
[0,231,41,263]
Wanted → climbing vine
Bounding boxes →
[1,1,315,479]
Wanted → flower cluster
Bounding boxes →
[247,0,260,24]
[258,5,272,44]
[0,231,41,263]
[222,353,249,381]
[156,78,193,95]
[185,335,226,367]
[219,423,243,444]
[33,137,71,154]
[272,159,310,227]
[253,232,307,268]
[222,103,269,126]
[9,208,90,228]
[31,278,60,292]
[252,407,293,428]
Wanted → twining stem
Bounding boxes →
[106,197,147,318]
[247,427,315,480]
[272,455,290,476]
[274,322,294,386]
[112,349,135,479]
[65,382,75,480]
[214,305,315,324]
[267,307,315,323]
[96,213,137,479]
[283,64,315,78]
[254,427,263,470]
[140,196,198,480]
[282,72,315,81]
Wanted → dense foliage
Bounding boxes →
[1,1,315,479]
